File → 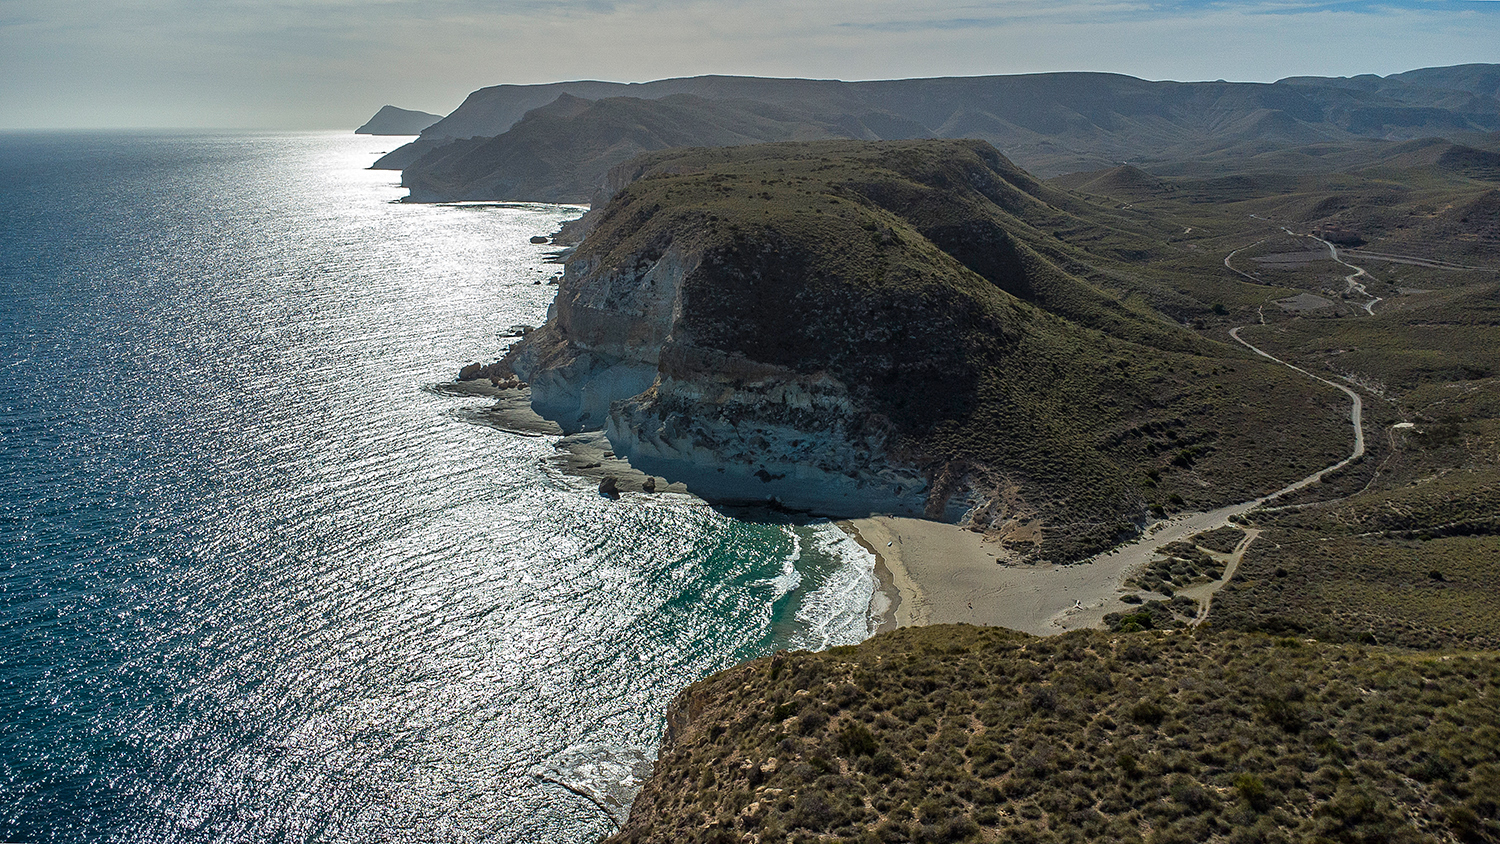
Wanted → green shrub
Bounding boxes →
[838,722,879,757]
[1234,773,1272,812]
[1130,700,1167,726]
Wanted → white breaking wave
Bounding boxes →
[790,520,878,651]
[759,527,803,601]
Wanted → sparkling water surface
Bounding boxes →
[0,132,875,842]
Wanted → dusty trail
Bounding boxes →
[1223,239,1266,283]
[1229,326,1365,463]
[1342,250,1497,273]
[1184,528,1260,626]
[1028,326,1365,633]
[1284,227,1382,314]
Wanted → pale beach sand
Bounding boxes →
[846,505,1262,637]
[835,314,1366,638]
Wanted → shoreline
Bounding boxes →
[838,521,906,633]
[439,381,1256,639]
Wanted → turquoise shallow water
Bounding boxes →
[0,131,875,842]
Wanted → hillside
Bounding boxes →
[609,626,1500,844]
[399,94,876,203]
[1051,136,1500,268]
[496,139,1349,561]
[379,65,1500,200]
[1201,269,1500,650]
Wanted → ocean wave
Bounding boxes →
[789,520,877,652]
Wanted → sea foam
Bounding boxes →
[788,520,878,651]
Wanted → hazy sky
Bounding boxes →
[2,0,1497,130]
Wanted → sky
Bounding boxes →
[1,0,1497,130]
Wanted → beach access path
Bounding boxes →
[845,321,1367,636]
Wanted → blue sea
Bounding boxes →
[0,132,877,842]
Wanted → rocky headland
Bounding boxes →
[484,139,1350,562]
[441,119,1500,844]
[355,105,443,136]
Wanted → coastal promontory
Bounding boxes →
[498,139,1349,561]
[355,105,443,135]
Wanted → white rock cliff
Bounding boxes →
[503,245,953,518]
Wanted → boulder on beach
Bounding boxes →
[599,476,621,499]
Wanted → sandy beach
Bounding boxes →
[845,505,1263,637]
[833,306,1369,639]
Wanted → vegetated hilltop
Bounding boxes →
[378,65,1500,201]
[499,139,1349,561]
[609,625,1500,844]
[354,105,443,135]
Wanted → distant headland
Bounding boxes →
[354,105,443,136]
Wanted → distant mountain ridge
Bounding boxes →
[374,65,1500,202]
[398,93,927,203]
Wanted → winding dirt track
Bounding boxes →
[1031,324,1367,634]
[1229,326,1366,465]
[865,238,1379,636]
[1222,240,1265,283]
[1290,228,1382,315]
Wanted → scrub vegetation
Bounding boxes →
[1211,463,1500,651]
[609,626,1500,844]
[591,131,1500,843]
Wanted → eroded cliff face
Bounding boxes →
[504,243,942,517]
[506,248,688,433]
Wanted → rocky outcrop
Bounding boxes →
[502,239,936,516]
[605,352,937,517]
[504,246,689,434]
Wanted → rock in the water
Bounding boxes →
[642,477,656,493]
[599,476,621,499]
[530,235,549,244]
[458,362,483,381]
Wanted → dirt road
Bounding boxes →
[1285,227,1382,314]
